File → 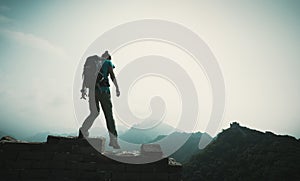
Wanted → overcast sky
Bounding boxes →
[0,0,299,138]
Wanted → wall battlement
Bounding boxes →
[0,135,182,181]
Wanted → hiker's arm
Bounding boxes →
[108,66,120,97]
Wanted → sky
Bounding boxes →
[0,0,299,138]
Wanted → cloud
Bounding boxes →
[0,5,11,23]
[0,14,12,23]
[0,29,68,58]
[0,5,10,12]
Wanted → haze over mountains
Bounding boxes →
[147,131,213,163]
[1,121,299,179]
[0,122,213,163]
[0,131,7,139]
[120,122,174,144]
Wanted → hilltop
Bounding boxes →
[183,122,300,181]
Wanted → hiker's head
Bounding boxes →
[101,51,111,59]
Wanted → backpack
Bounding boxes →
[96,64,110,88]
[82,55,104,89]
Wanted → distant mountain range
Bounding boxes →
[0,131,7,139]
[169,132,212,163]
[183,122,300,180]
[118,122,214,163]
[23,132,77,142]
[12,121,212,162]
[4,121,299,180]
[1,125,129,143]
[149,131,213,163]
[119,122,175,144]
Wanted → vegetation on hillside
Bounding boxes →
[183,122,300,181]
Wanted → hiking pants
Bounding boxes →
[80,89,118,137]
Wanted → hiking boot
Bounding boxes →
[109,133,120,149]
[78,129,89,139]
[109,139,121,149]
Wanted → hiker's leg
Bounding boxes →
[99,91,120,149]
[99,92,118,137]
[80,89,100,135]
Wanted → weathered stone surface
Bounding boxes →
[46,135,77,144]
[18,151,48,160]
[0,150,19,160]
[0,136,18,142]
[141,144,163,158]
[4,159,32,169]
[1,142,32,151]
[0,169,20,180]
[0,135,182,180]
[50,169,80,179]
[19,169,50,179]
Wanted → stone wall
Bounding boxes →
[0,135,182,181]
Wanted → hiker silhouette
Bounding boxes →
[79,51,121,149]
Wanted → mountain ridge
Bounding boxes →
[183,122,300,180]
